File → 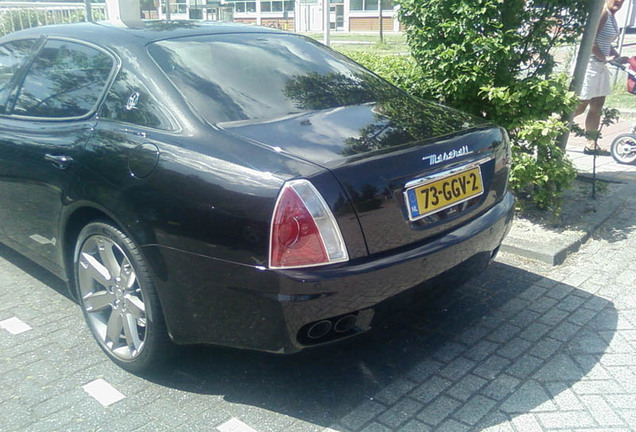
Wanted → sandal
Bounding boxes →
[584,146,611,156]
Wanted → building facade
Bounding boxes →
[156,0,399,32]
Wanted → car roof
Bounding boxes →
[3,20,282,48]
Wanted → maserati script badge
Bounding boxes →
[422,145,472,166]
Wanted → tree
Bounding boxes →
[396,0,590,214]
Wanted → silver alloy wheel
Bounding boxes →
[77,234,147,361]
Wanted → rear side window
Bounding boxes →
[0,39,37,112]
[12,39,114,118]
[100,68,176,130]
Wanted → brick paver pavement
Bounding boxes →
[1,143,636,431]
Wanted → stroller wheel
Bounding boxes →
[610,133,636,165]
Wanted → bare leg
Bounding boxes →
[575,100,590,117]
[578,96,611,155]
[586,96,606,146]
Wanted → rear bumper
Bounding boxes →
[149,190,515,353]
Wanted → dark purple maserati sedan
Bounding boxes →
[0,21,514,372]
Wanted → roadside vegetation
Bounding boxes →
[326,34,636,115]
[327,0,590,216]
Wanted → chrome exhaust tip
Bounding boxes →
[333,315,357,333]
[306,320,332,339]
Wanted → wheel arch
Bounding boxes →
[61,206,116,299]
[60,202,174,339]
[61,201,157,286]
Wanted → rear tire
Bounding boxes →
[610,133,636,165]
[73,221,172,373]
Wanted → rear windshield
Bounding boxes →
[148,33,397,124]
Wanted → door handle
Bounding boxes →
[45,154,74,169]
[120,128,147,138]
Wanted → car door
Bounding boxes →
[0,38,115,271]
[0,38,40,239]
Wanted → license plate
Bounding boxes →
[405,166,483,221]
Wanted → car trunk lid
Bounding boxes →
[219,97,510,255]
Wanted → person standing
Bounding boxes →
[574,0,627,155]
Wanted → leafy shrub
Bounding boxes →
[393,0,589,214]
[345,51,428,99]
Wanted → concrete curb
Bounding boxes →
[500,177,635,265]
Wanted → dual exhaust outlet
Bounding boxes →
[306,314,358,340]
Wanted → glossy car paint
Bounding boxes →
[0,21,514,354]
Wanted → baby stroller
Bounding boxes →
[609,57,636,164]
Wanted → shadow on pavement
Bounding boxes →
[139,261,617,431]
[591,197,636,244]
[0,242,618,430]
[0,243,72,301]
[517,176,636,237]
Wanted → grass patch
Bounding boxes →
[304,32,406,43]
[606,72,636,114]
[303,32,408,54]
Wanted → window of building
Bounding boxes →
[235,0,294,13]
[231,1,256,12]
[350,0,394,11]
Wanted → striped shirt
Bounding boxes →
[596,10,619,57]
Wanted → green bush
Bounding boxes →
[393,0,589,215]
[345,51,428,98]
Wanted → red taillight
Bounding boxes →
[270,180,348,269]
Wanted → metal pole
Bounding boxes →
[85,0,93,22]
[559,0,605,150]
[165,0,171,20]
[613,0,633,84]
[323,0,330,46]
[378,0,383,43]
[571,0,605,96]
[592,146,597,199]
